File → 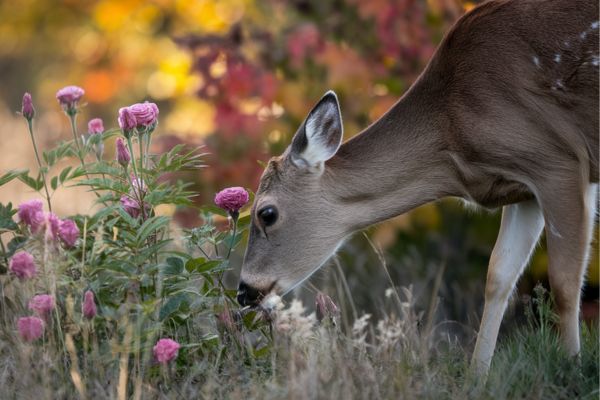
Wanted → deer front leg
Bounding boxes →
[471,199,544,375]
[544,183,597,357]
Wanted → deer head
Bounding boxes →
[237,91,347,306]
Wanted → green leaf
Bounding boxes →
[136,239,172,260]
[18,173,44,191]
[185,258,225,274]
[0,169,27,187]
[98,259,137,276]
[253,346,271,358]
[66,166,88,182]
[237,213,251,228]
[242,310,260,329]
[163,257,184,275]
[201,334,219,346]
[59,166,73,184]
[80,163,122,178]
[116,207,138,228]
[43,141,74,167]
[185,257,206,272]
[88,205,119,227]
[50,176,58,190]
[72,178,120,192]
[136,215,170,244]
[201,205,228,217]
[7,236,27,256]
[0,202,18,231]
[159,292,189,321]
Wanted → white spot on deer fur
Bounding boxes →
[554,54,561,63]
[532,56,540,67]
[591,56,599,67]
[591,21,599,30]
[580,31,588,40]
[563,41,570,48]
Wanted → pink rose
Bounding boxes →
[88,118,104,135]
[17,316,44,342]
[28,294,55,317]
[153,338,180,364]
[42,212,60,243]
[128,102,159,127]
[118,107,137,136]
[56,85,85,111]
[214,187,249,214]
[17,199,44,232]
[120,195,150,219]
[118,102,159,135]
[115,138,131,167]
[82,290,97,319]
[58,219,79,248]
[130,176,146,195]
[21,92,35,120]
[9,251,37,280]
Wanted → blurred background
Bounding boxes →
[0,0,597,340]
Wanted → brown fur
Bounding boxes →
[240,0,599,373]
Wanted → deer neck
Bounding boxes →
[323,88,459,231]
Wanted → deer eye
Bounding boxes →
[258,206,278,227]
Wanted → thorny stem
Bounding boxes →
[26,119,52,212]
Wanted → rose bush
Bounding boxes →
[0,85,274,395]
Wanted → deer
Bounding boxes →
[237,0,599,374]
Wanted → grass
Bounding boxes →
[0,280,597,400]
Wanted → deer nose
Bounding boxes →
[237,281,262,307]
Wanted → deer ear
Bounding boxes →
[290,91,343,169]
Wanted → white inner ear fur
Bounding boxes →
[294,94,343,168]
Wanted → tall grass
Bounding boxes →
[1,273,597,399]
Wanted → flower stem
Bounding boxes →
[126,172,144,215]
[218,214,238,291]
[68,113,86,167]
[26,119,52,212]
[126,137,140,188]
[226,216,238,260]
[125,137,147,220]
[0,235,8,270]
[68,114,107,205]
[138,134,144,175]
[144,132,152,170]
